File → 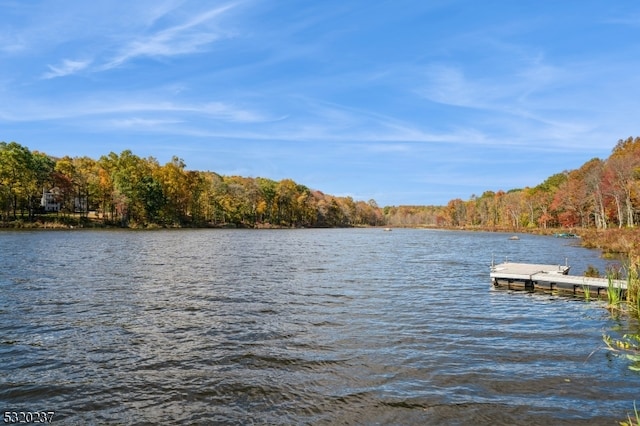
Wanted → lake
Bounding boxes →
[1,228,639,425]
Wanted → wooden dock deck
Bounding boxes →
[490,262,627,297]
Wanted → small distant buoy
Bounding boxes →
[508,235,519,240]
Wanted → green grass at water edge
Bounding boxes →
[620,401,639,426]
[607,273,624,308]
[582,285,591,302]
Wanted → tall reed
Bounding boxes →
[607,271,624,308]
[627,257,640,315]
[582,284,591,302]
[621,401,639,426]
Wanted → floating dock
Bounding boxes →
[490,262,627,297]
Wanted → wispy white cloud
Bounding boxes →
[199,101,271,123]
[109,117,184,128]
[419,64,481,108]
[139,0,186,28]
[0,92,275,127]
[603,14,640,27]
[418,59,566,112]
[365,144,412,153]
[411,54,612,151]
[0,33,26,53]
[101,3,238,70]
[29,2,241,79]
[42,59,92,79]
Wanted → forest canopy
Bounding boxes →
[2,137,640,230]
[0,142,383,228]
[384,137,640,229]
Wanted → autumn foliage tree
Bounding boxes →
[4,137,640,230]
[0,142,383,228]
[385,136,640,230]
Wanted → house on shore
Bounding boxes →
[40,188,88,213]
[41,188,61,212]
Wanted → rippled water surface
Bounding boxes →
[1,228,639,425]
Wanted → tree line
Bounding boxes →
[3,137,639,230]
[386,136,640,230]
[0,142,384,228]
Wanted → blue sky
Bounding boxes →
[1,1,639,206]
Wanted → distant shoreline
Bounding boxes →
[2,218,636,258]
